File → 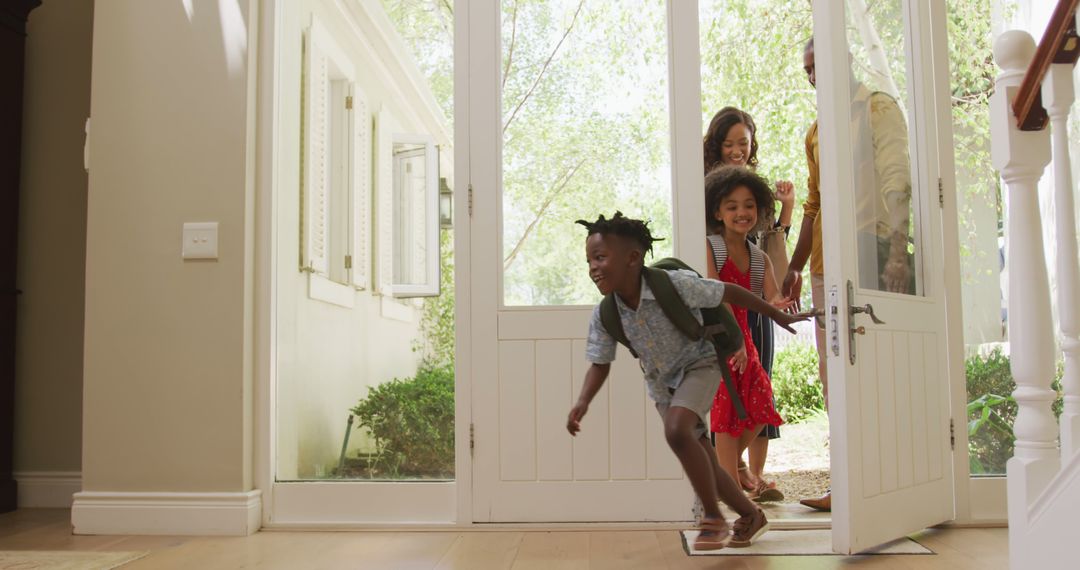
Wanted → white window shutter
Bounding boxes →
[410,151,428,283]
[374,107,395,295]
[303,27,330,276]
[350,85,372,290]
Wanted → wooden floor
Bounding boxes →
[0,509,1008,569]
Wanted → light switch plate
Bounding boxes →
[182,222,219,260]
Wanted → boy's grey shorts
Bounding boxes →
[654,357,721,440]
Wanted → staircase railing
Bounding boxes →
[992,1,1080,567]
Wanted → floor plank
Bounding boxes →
[0,509,1011,569]
[434,532,523,570]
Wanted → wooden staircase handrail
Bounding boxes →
[1013,0,1080,131]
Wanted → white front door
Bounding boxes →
[813,0,956,554]
[463,0,709,522]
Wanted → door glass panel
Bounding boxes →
[275,0,455,482]
[845,0,922,296]
[500,0,673,307]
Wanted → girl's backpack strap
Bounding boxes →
[706,235,727,275]
[748,242,766,297]
[709,234,766,298]
[599,294,638,358]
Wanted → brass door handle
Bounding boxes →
[850,303,886,325]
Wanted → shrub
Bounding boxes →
[771,341,826,424]
[966,347,1063,475]
[349,363,455,478]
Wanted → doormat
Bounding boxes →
[0,550,148,569]
[680,529,933,556]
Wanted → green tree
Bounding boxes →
[382,0,1004,327]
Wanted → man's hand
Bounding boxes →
[882,232,911,294]
[881,255,910,294]
[729,347,748,374]
[782,269,803,311]
[567,401,589,436]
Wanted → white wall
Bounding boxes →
[274,0,452,479]
[15,0,94,495]
[81,0,256,493]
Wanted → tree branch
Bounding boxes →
[502,0,585,134]
[502,0,519,90]
[848,0,901,99]
[503,158,587,271]
[432,0,453,46]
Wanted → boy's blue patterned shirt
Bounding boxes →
[585,269,726,404]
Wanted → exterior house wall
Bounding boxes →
[273,0,452,479]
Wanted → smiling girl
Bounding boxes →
[703,166,795,491]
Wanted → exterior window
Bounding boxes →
[375,110,440,297]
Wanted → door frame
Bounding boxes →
[253,0,471,528]
[251,0,1004,528]
[463,0,710,523]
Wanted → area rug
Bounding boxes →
[680,529,933,556]
[0,550,148,569]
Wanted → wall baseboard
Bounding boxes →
[13,471,82,508]
[72,490,262,535]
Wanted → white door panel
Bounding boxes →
[477,310,686,521]
[814,0,955,554]
[467,0,705,522]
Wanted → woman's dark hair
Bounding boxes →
[704,165,775,235]
[703,106,759,173]
[575,211,663,257]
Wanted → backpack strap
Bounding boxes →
[748,242,766,298]
[709,235,766,298]
[644,267,747,420]
[642,267,703,341]
[706,235,727,277]
[599,294,638,358]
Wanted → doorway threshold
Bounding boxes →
[722,502,831,530]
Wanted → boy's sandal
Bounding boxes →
[751,480,784,503]
[693,519,732,551]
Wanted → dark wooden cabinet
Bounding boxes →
[0,0,41,513]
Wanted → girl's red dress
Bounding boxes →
[710,252,785,436]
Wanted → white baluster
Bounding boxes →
[991,33,1060,559]
[1044,62,1080,461]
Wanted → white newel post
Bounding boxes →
[991,32,1060,564]
[1044,61,1080,462]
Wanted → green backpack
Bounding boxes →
[598,257,748,419]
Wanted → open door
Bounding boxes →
[464,0,709,522]
[812,0,955,553]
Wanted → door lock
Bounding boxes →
[846,281,888,365]
[826,287,840,357]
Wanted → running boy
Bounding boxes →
[566,212,807,550]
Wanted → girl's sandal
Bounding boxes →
[736,461,757,493]
[751,480,785,503]
[693,518,732,551]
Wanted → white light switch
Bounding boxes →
[182,222,219,260]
